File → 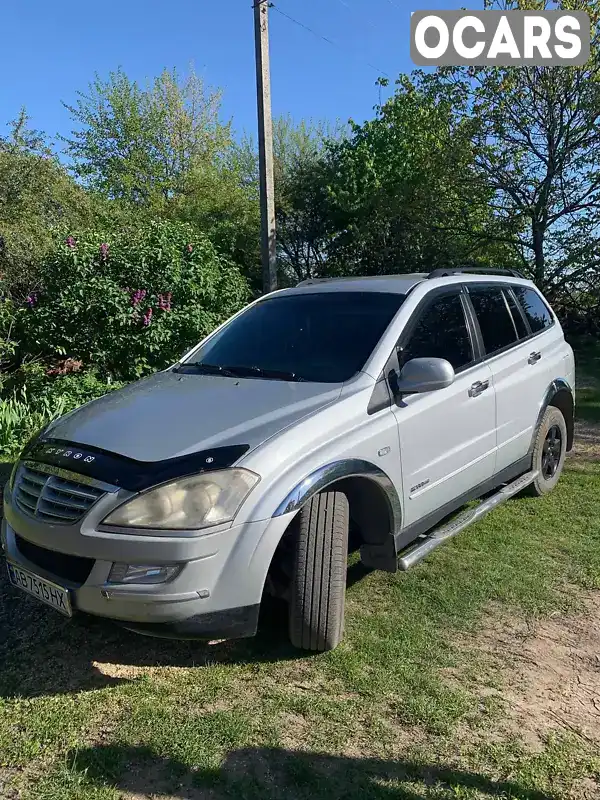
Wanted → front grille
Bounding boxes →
[15,534,95,584]
[14,464,106,525]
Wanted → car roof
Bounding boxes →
[274,274,430,297]
[268,271,534,299]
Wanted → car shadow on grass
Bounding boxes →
[61,744,555,800]
[0,501,374,700]
[0,566,309,699]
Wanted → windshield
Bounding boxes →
[182,291,406,383]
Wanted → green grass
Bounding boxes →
[1,349,599,800]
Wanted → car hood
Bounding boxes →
[45,371,343,462]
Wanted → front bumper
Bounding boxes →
[2,483,294,640]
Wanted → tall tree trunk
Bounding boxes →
[532,220,545,288]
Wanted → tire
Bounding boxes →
[525,406,568,497]
[289,490,349,652]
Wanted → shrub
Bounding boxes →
[6,360,124,406]
[0,387,68,459]
[0,295,21,375]
[16,220,250,381]
[0,363,126,458]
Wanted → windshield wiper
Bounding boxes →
[220,365,306,382]
[181,363,240,378]
[180,363,305,382]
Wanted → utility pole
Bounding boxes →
[254,0,277,293]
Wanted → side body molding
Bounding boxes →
[273,459,402,533]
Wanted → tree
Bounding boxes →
[0,111,95,294]
[273,116,343,284]
[63,68,230,208]
[235,116,344,285]
[414,0,600,295]
[168,145,261,290]
[318,85,505,277]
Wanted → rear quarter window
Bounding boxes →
[512,286,554,333]
[504,290,529,339]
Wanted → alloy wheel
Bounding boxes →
[541,425,562,480]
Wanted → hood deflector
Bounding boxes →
[23,439,250,493]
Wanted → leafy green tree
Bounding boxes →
[319,85,505,277]
[273,116,343,284]
[414,0,600,294]
[240,116,346,284]
[63,68,230,207]
[168,147,261,290]
[63,68,262,285]
[0,111,95,293]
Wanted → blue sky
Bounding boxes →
[1,0,482,146]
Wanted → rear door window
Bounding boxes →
[401,292,474,372]
[512,287,554,333]
[468,286,518,355]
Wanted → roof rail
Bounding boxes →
[296,278,340,287]
[428,268,527,280]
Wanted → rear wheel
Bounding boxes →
[289,490,349,652]
[526,406,568,497]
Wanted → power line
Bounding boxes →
[270,3,390,78]
[330,0,379,35]
[272,4,336,46]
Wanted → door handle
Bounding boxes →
[528,351,542,365]
[469,380,490,398]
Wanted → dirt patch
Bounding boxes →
[571,421,600,462]
[571,777,600,800]
[0,768,21,800]
[463,592,600,752]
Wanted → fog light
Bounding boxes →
[107,563,182,585]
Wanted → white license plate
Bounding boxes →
[7,561,72,617]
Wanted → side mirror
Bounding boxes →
[394,357,455,396]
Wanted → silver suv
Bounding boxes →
[2,270,575,652]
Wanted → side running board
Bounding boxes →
[398,470,539,572]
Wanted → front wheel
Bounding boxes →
[288,490,349,652]
[526,406,568,497]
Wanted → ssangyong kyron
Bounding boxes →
[2,269,575,651]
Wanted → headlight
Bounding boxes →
[102,469,260,531]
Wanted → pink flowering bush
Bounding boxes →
[17,220,250,381]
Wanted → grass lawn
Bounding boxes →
[1,345,599,800]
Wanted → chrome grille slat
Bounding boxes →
[40,496,83,516]
[16,492,38,513]
[36,504,81,521]
[44,487,91,511]
[14,464,106,525]
[18,483,40,501]
[22,471,48,487]
[47,477,103,502]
